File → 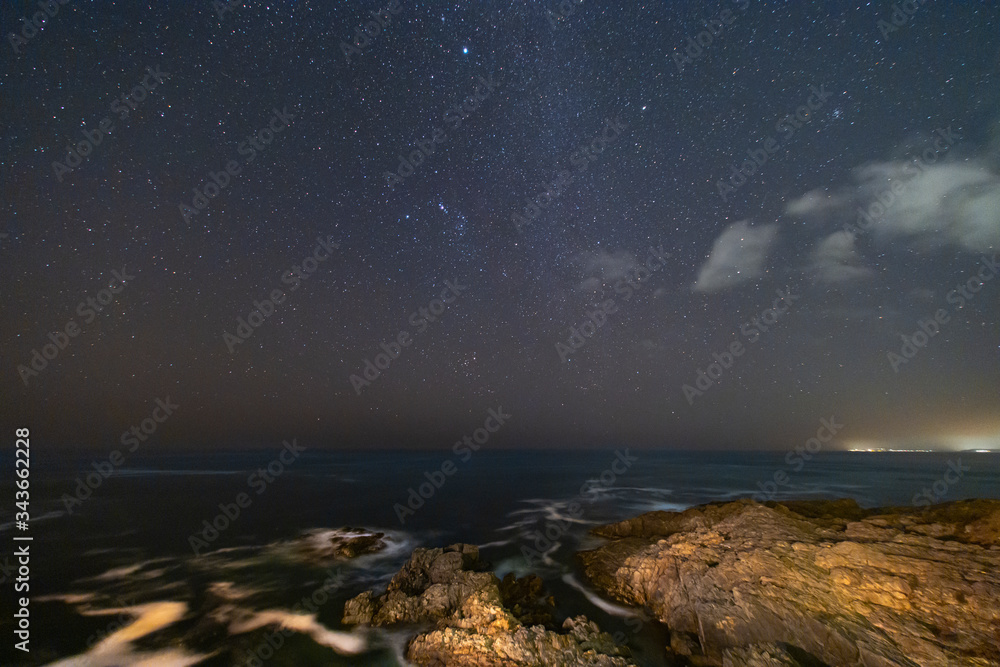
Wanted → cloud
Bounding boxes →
[575,249,638,292]
[809,230,875,283]
[907,287,936,302]
[786,155,1000,253]
[693,220,779,293]
[856,160,1000,252]
[785,189,851,219]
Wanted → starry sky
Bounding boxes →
[1,1,999,452]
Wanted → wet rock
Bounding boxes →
[579,498,1000,666]
[294,527,388,561]
[499,572,556,628]
[343,543,635,666]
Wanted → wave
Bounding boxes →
[227,608,368,655]
[0,509,63,532]
[35,592,97,605]
[81,558,174,582]
[381,628,417,666]
[476,538,514,548]
[38,525,425,664]
[43,601,212,667]
[507,499,600,525]
[257,526,416,570]
[623,500,692,513]
[561,573,643,618]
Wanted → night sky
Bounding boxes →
[2,1,998,452]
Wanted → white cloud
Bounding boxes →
[693,220,779,293]
[809,230,874,283]
[855,160,1000,251]
[575,249,638,292]
[786,189,851,218]
[786,156,1000,253]
[907,287,936,302]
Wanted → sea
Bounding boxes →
[1,449,998,666]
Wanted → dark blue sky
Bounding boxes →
[2,1,998,451]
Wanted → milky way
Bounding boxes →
[2,1,998,451]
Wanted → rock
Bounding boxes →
[296,527,388,560]
[327,527,388,558]
[341,590,375,626]
[346,543,492,626]
[407,616,635,667]
[499,572,556,627]
[721,642,812,667]
[578,498,1000,666]
[343,543,636,666]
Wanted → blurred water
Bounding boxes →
[1,449,997,665]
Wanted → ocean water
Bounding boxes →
[2,449,998,666]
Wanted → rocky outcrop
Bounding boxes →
[316,527,388,558]
[280,527,388,564]
[578,498,1000,666]
[343,543,635,666]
